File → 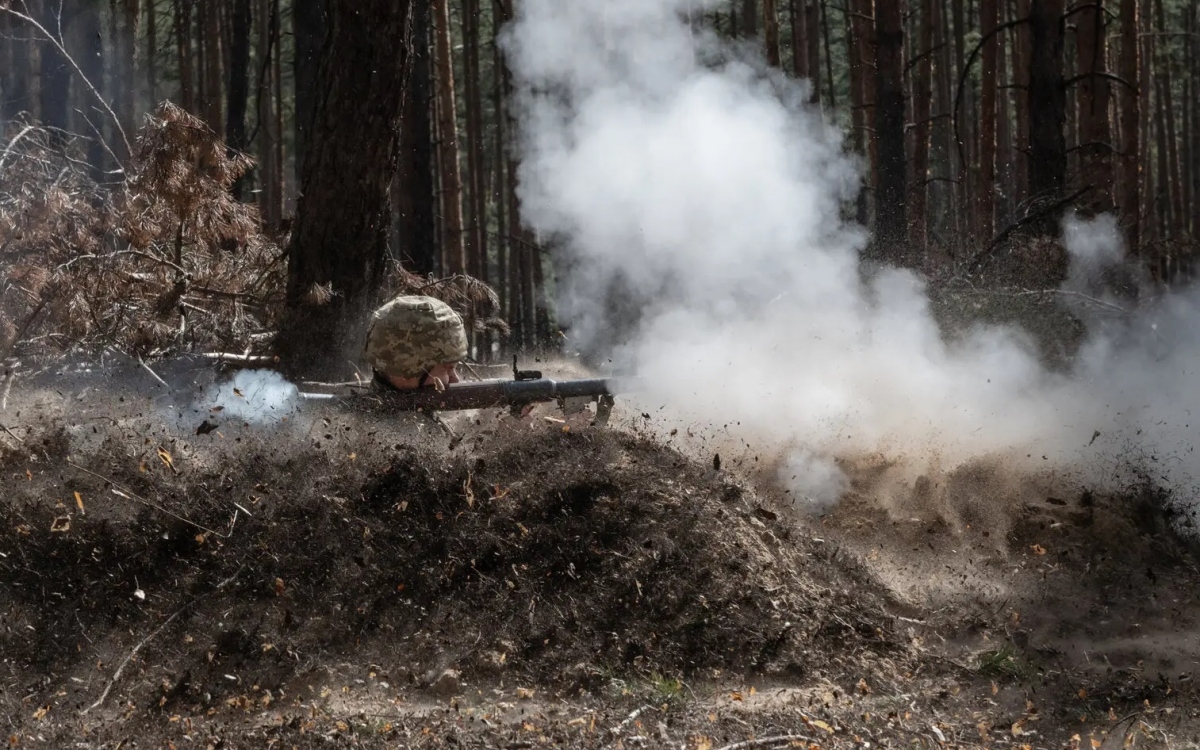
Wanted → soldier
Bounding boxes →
[364,295,468,391]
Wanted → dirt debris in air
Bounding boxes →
[1,373,1200,748]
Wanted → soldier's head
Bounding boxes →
[364,295,468,390]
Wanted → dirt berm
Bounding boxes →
[1,373,1199,748]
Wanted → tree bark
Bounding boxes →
[117,0,139,147]
[146,0,157,105]
[432,0,465,276]
[38,1,75,133]
[464,0,487,284]
[226,0,252,166]
[1013,0,1031,209]
[789,0,808,79]
[1,8,34,122]
[806,2,821,105]
[293,0,328,172]
[1154,0,1182,235]
[278,0,415,377]
[910,0,934,252]
[873,0,907,257]
[175,0,195,113]
[255,0,279,225]
[1076,0,1113,214]
[742,0,758,36]
[763,0,780,66]
[979,0,997,239]
[394,0,436,276]
[1028,0,1066,203]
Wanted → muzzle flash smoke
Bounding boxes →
[501,0,1200,514]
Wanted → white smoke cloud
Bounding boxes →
[196,369,302,425]
[502,0,1200,515]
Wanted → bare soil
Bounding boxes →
[2,360,1199,749]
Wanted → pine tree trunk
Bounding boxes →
[979,0,997,240]
[1076,0,1113,214]
[75,3,104,172]
[293,0,327,172]
[742,0,758,36]
[146,0,157,105]
[996,0,1012,224]
[1,8,33,121]
[911,0,934,252]
[763,0,781,66]
[845,0,868,225]
[394,0,436,276]
[1028,0,1066,203]
[175,0,195,113]
[492,0,508,332]
[873,0,908,257]
[806,2,821,104]
[464,0,487,284]
[271,0,284,210]
[1013,0,1031,209]
[1155,0,1183,235]
[38,1,73,133]
[202,1,224,137]
[226,0,252,158]
[278,0,416,377]
[790,0,808,78]
[117,0,139,148]
[433,0,466,276]
[256,0,278,225]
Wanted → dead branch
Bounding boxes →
[714,736,818,750]
[81,566,243,715]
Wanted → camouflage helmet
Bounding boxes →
[364,295,468,378]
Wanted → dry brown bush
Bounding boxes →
[1,102,502,368]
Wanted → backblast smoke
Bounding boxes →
[500,0,1200,517]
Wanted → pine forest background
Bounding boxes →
[0,0,1193,363]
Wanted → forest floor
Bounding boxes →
[2,356,1199,750]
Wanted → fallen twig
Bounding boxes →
[714,735,817,750]
[82,566,243,715]
[65,459,230,538]
[137,356,170,389]
[0,422,23,444]
[199,352,278,364]
[0,366,15,411]
[610,704,654,738]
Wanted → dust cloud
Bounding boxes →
[500,0,1199,516]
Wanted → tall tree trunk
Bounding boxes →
[1189,0,1200,238]
[951,0,969,239]
[115,0,138,150]
[278,0,415,377]
[1028,0,1066,204]
[873,0,907,257]
[201,0,223,136]
[175,0,195,113]
[492,0,508,333]
[996,0,1012,224]
[432,0,465,276]
[763,0,781,66]
[255,0,278,225]
[806,2,821,105]
[146,0,157,105]
[226,0,252,168]
[1013,0,1031,209]
[742,0,758,36]
[821,0,835,108]
[394,0,436,276]
[271,0,283,209]
[911,0,934,253]
[1152,47,1171,237]
[464,0,486,283]
[790,0,808,79]
[979,0,997,240]
[1154,0,1182,235]
[845,0,867,224]
[75,2,104,172]
[1076,0,1113,214]
[1,8,34,121]
[293,0,327,175]
[38,1,74,133]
